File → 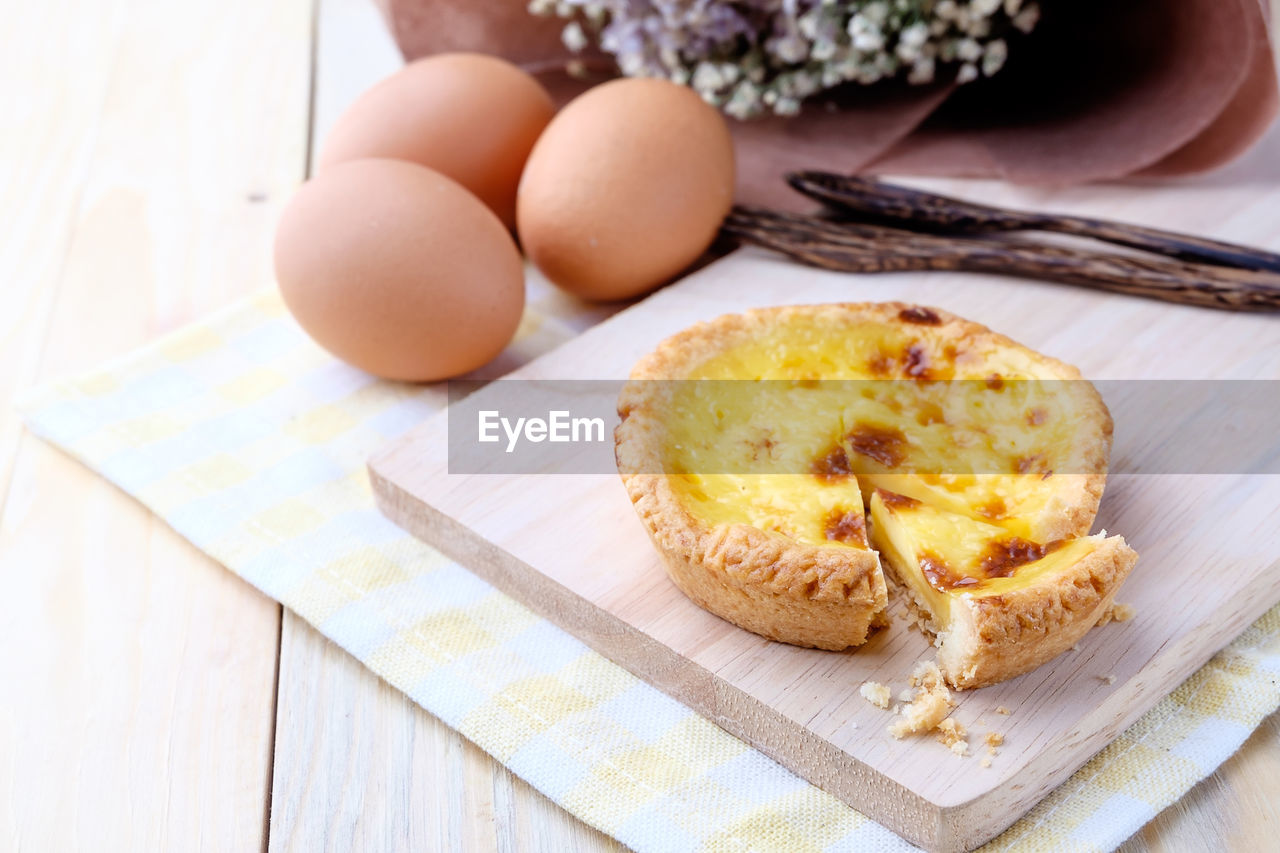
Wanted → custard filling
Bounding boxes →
[658,312,1101,548]
[868,489,1100,625]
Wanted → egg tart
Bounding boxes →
[869,489,1136,689]
[614,303,1135,687]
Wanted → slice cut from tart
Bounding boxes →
[868,489,1138,689]
[615,302,1128,683]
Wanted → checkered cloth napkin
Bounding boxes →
[19,288,1280,852]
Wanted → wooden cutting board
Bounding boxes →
[369,182,1280,851]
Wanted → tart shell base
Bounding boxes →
[627,476,888,650]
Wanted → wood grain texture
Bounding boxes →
[268,612,623,853]
[370,152,1280,850]
[0,0,312,849]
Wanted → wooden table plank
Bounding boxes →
[269,614,623,852]
[0,0,313,849]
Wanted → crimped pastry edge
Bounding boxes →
[936,535,1139,689]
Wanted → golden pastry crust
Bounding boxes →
[615,302,1122,666]
[624,477,886,649]
[931,536,1138,689]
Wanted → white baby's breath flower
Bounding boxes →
[955,37,983,62]
[561,20,588,52]
[982,38,1008,75]
[966,16,991,38]
[691,60,727,93]
[862,1,890,25]
[846,14,885,52]
[907,55,936,84]
[768,31,811,64]
[900,21,929,48]
[617,50,646,77]
[811,37,838,61]
[773,96,802,115]
[725,81,763,119]
[536,0,1039,117]
[1013,3,1041,33]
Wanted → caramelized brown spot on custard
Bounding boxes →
[1015,454,1050,476]
[978,537,1064,579]
[920,538,1066,592]
[915,401,946,426]
[869,352,894,377]
[880,489,921,507]
[811,445,852,482]
[847,424,908,468]
[904,344,932,379]
[1026,407,1047,426]
[985,374,1004,391]
[899,306,942,325]
[878,489,921,510]
[824,507,868,547]
[977,498,1007,519]
[920,552,980,592]
[748,434,777,462]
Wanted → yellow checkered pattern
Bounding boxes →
[19,289,1280,852]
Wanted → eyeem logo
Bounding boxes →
[478,410,608,453]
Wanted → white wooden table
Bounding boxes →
[0,0,1275,849]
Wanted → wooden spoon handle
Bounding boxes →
[723,207,1280,312]
[786,172,1280,274]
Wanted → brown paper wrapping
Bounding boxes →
[373,0,1277,205]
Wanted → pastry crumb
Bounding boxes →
[981,731,1004,763]
[890,690,952,738]
[936,717,968,756]
[1097,602,1136,626]
[897,688,916,703]
[860,681,892,709]
[1099,673,1117,685]
[890,662,956,740]
[996,706,1012,716]
[909,660,946,690]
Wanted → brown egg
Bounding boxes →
[517,77,735,302]
[317,53,556,230]
[274,159,524,382]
